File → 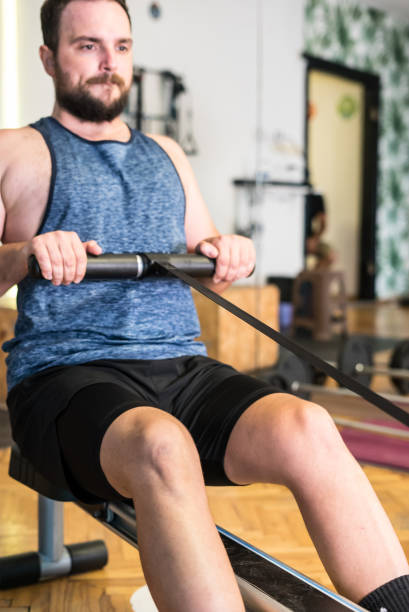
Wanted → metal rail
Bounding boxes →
[291,381,409,406]
[77,500,365,611]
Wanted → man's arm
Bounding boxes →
[0,129,102,297]
[149,135,255,293]
[0,241,30,297]
[0,133,28,295]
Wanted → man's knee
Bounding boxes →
[269,396,347,484]
[100,407,201,498]
[282,397,339,444]
[225,393,344,485]
[244,393,339,449]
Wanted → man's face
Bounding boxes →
[53,0,133,122]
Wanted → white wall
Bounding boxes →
[17,0,54,124]
[128,0,306,278]
[13,0,306,279]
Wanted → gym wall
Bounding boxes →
[128,0,306,281]
[304,0,409,299]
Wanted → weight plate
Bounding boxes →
[337,337,373,387]
[389,340,409,394]
[272,353,313,397]
[312,368,327,386]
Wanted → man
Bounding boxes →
[0,1,408,610]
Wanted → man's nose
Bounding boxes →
[100,46,117,72]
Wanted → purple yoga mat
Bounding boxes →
[340,420,409,470]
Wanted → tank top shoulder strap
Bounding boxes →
[30,117,59,235]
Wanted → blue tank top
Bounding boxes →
[4,117,206,390]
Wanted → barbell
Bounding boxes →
[267,351,409,440]
[311,336,409,394]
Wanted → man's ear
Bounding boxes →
[39,45,56,77]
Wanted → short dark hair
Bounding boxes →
[41,0,132,52]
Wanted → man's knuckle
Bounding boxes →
[49,253,62,266]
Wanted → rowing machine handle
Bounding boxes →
[28,253,216,280]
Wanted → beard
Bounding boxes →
[55,65,131,123]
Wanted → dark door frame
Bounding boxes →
[303,54,381,300]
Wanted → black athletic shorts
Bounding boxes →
[7,356,281,503]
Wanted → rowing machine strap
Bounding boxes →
[158,261,409,429]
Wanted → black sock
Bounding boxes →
[359,575,409,612]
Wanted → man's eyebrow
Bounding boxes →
[71,36,100,44]
[70,36,133,45]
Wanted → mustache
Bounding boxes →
[86,73,125,87]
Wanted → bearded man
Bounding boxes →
[0,2,408,611]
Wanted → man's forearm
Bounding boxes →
[0,242,28,295]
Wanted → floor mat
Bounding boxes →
[340,419,409,471]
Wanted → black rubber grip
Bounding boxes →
[146,253,216,277]
[67,540,108,575]
[28,253,216,280]
[0,551,41,589]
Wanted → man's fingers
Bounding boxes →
[73,240,88,284]
[45,241,64,286]
[31,240,53,280]
[55,232,78,285]
[85,240,103,255]
[29,232,102,286]
[225,239,241,282]
[199,235,256,284]
[79,241,102,283]
[197,240,218,259]
[243,241,256,278]
[214,245,230,283]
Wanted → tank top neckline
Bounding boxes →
[46,116,136,146]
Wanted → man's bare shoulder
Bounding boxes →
[0,125,39,147]
[0,125,51,242]
[147,133,185,159]
[0,126,45,169]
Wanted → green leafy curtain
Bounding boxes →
[304,0,409,298]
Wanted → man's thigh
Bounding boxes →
[168,356,282,486]
[56,381,159,502]
[7,359,160,504]
[56,357,283,499]
[9,356,282,502]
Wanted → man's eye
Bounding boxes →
[81,44,95,50]
[118,45,129,52]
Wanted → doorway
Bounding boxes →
[304,55,380,299]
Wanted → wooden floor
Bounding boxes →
[1,301,409,610]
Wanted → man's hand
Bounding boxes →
[24,231,102,286]
[196,235,255,286]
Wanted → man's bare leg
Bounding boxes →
[224,393,409,603]
[100,406,244,612]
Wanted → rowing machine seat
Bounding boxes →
[9,443,76,501]
[0,443,108,590]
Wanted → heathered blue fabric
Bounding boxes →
[4,117,206,390]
